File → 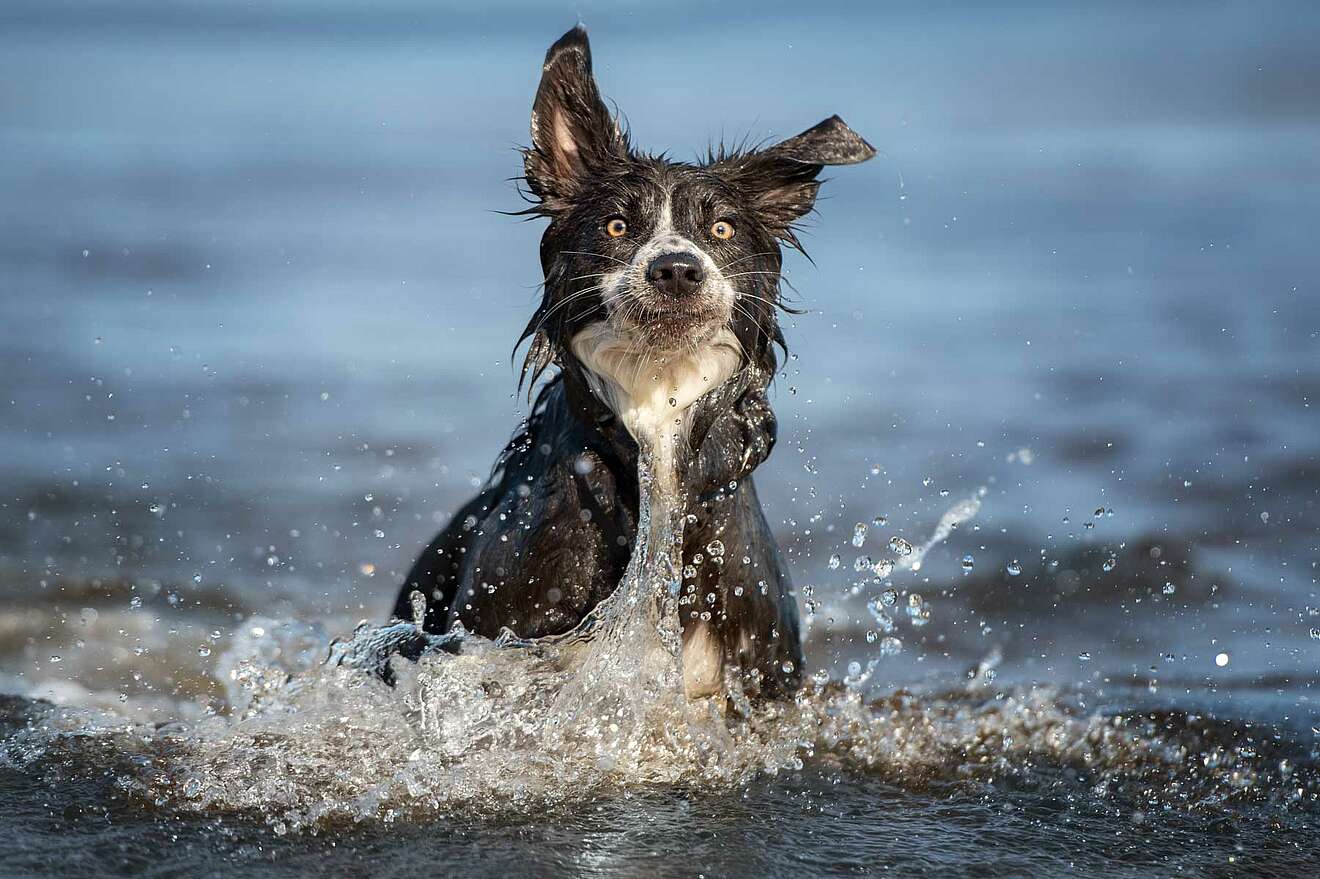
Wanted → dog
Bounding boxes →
[392,25,874,699]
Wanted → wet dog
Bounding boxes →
[392,25,873,698]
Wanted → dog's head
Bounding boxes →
[517,26,874,403]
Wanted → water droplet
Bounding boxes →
[1006,560,1022,577]
[879,588,898,607]
[906,593,931,626]
[888,536,913,557]
[865,630,878,644]
[961,554,975,572]
[780,660,795,673]
[879,636,902,657]
[827,554,841,570]
[129,596,143,610]
[1162,582,1176,595]
[49,655,61,663]
[1215,652,1229,667]
[1102,557,1117,573]
[1308,627,1320,640]
[873,559,894,578]
[198,645,211,658]
[866,597,895,632]
[1077,651,1092,661]
[409,590,427,627]
[853,555,872,572]
[872,515,888,527]
[851,523,867,548]
[705,540,725,558]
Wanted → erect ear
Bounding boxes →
[728,115,876,241]
[523,26,626,205]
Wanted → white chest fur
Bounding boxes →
[570,322,742,440]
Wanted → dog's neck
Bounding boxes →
[569,322,743,445]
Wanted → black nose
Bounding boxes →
[646,252,705,297]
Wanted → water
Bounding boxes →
[2,1,1320,875]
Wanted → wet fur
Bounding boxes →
[393,25,874,698]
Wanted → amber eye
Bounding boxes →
[605,217,628,238]
[710,219,736,240]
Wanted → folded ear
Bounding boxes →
[762,115,876,167]
[523,26,627,204]
[726,115,875,241]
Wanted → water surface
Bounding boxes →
[1,1,1318,875]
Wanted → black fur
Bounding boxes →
[393,25,874,697]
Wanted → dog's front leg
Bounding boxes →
[681,377,778,501]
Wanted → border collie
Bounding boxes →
[392,25,873,698]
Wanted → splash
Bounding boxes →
[1,373,1315,831]
[899,490,985,572]
[5,656,1315,832]
[98,348,763,827]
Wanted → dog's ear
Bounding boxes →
[523,26,626,205]
[726,115,875,242]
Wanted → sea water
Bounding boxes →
[2,407,1314,839]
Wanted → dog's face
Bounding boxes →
[518,26,874,388]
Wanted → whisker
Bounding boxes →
[724,322,752,367]
[717,252,780,273]
[560,271,611,284]
[529,284,611,337]
[559,250,633,267]
[729,301,769,357]
[531,270,612,293]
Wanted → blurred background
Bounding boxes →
[0,0,1316,716]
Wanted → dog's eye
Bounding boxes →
[605,217,628,238]
[710,220,736,240]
